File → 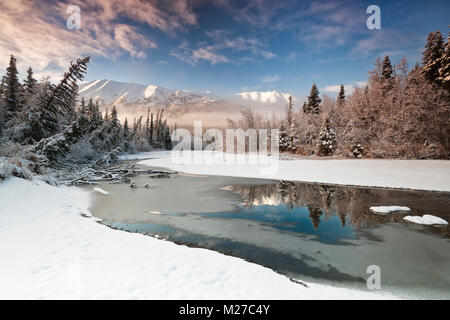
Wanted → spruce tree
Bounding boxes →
[380,56,394,92]
[6,57,90,143]
[164,125,172,150]
[104,108,109,122]
[438,29,450,92]
[40,57,90,124]
[110,105,120,129]
[289,124,299,153]
[317,117,336,156]
[421,30,444,84]
[79,97,87,116]
[87,98,95,119]
[304,84,321,114]
[91,100,103,127]
[4,55,20,121]
[302,101,308,114]
[123,118,130,139]
[20,66,37,106]
[107,106,122,148]
[278,122,290,151]
[337,84,345,107]
[381,56,393,80]
[149,112,154,145]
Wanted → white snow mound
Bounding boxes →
[93,187,108,195]
[403,215,448,225]
[370,206,411,214]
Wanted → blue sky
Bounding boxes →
[1,0,449,98]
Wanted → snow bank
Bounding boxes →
[370,206,411,214]
[403,215,448,226]
[0,177,398,299]
[136,151,450,192]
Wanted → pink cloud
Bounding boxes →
[0,0,198,80]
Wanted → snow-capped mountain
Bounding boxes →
[235,90,295,105]
[78,79,218,113]
[78,80,297,121]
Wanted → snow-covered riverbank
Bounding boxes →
[132,151,450,192]
[0,177,398,299]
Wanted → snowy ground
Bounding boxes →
[0,177,399,299]
[131,151,450,192]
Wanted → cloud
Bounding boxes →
[322,81,366,94]
[192,48,229,64]
[261,75,281,83]
[212,0,366,50]
[352,29,424,60]
[0,0,198,80]
[172,29,276,65]
[113,24,157,58]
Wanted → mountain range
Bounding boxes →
[78,79,297,127]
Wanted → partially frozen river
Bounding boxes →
[87,163,450,299]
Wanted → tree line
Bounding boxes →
[234,28,450,159]
[0,56,172,164]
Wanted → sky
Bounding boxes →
[0,0,449,99]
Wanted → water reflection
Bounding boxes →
[224,181,450,236]
[90,174,450,298]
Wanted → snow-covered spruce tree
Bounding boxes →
[20,67,37,106]
[123,118,130,139]
[289,124,299,153]
[304,83,321,114]
[0,95,5,135]
[4,55,21,122]
[105,105,122,148]
[13,57,90,144]
[40,57,90,126]
[104,108,109,122]
[421,30,444,84]
[86,97,95,118]
[302,101,308,114]
[78,97,87,116]
[317,117,336,156]
[337,84,345,107]
[163,123,172,150]
[92,100,103,126]
[149,112,154,145]
[438,29,450,92]
[381,56,394,92]
[145,108,150,136]
[279,121,290,152]
[32,113,91,162]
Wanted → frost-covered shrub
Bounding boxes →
[66,138,97,163]
[348,143,365,158]
[95,147,122,166]
[0,157,34,180]
[39,173,60,186]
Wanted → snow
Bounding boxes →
[77,79,216,111]
[0,177,398,299]
[370,206,411,214]
[236,90,294,104]
[135,151,450,192]
[93,187,108,195]
[403,215,448,226]
[78,79,101,93]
